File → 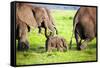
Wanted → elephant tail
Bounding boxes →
[69,14,78,49]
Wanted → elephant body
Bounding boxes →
[70,7,97,50]
[45,36,68,52]
[16,3,58,50]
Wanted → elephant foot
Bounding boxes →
[78,41,87,50]
[17,45,29,51]
[18,44,23,51]
[17,42,30,51]
[24,41,30,50]
[77,46,81,50]
[80,44,87,50]
[76,43,81,50]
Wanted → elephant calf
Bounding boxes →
[45,36,68,52]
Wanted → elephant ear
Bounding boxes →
[16,5,38,28]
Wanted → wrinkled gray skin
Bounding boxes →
[33,6,58,37]
[70,7,97,50]
[45,35,68,52]
[16,3,58,50]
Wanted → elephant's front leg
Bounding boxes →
[38,26,42,34]
[18,23,29,51]
[44,27,49,38]
[45,39,48,52]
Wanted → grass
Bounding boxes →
[16,10,97,65]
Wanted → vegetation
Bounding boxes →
[16,10,97,65]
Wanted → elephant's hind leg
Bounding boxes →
[75,26,80,50]
[79,39,90,50]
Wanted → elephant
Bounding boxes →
[45,35,68,52]
[70,7,97,50]
[32,6,58,37]
[16,3,58,50]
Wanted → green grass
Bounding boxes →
[16,10,97,65]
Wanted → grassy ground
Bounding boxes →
[16,10,97,65]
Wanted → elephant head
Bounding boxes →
[32,6,58,37]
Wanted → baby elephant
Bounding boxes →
[45,36,68,52]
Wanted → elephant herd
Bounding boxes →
[16,3,97,51]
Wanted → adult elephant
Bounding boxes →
[70,7,97,50]
[16,3,58,50]
[32,6,58,37]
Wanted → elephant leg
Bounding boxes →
[38,26,42,34]
[18,39,23,50]
[48,47,52,52]
[44,27,49,38]
[47,44,52,52]
[45,39,48,52]
[58,46,64,52]
[18,23,29,50]
[46,40,53,52]
[75,28,80,50]
[63,45,67,51]
[62,39,68,51]
[18,39,29,51]
[57,42,64,52]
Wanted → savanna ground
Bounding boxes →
[16,10,97,65]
